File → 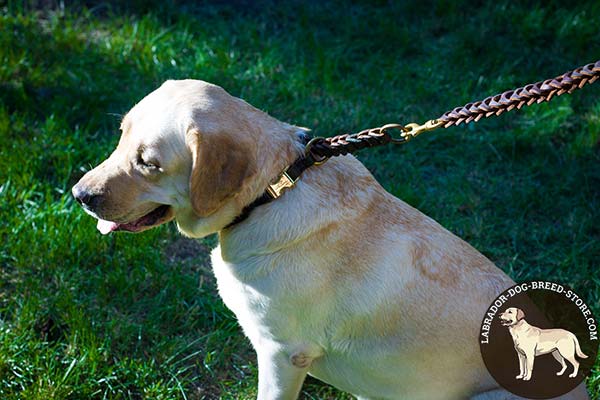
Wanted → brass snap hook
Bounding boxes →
[390,119,444,143]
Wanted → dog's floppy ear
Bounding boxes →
[186,128,256,217]
[516,308,525,321]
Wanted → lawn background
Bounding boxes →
[0,0,599,398]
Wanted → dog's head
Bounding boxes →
[499,307,525,327]
[72,80,304,238]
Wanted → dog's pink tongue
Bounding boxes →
[97,219,119,235]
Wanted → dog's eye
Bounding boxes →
[137,154,160,171]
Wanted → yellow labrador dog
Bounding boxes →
[499,307,588,381]
[72,80,589,400]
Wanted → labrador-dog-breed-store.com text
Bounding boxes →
[72,80,589,400]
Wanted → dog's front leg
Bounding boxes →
[256,348,309,400]
[523,350,535,381]
[516,350,525,379]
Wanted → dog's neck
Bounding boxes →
[509,319,529,333]
[217,155,386,264]
[221,132,315,230]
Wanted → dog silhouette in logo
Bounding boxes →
[499,307,588,381]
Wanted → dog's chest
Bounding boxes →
[510,326,533,349]
[210,245,330,347]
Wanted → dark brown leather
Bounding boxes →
[309,61,599,157]
[307,126,393,159]
[437,60,600,127]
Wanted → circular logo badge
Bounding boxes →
[479,281,598,399]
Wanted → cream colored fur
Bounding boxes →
[73,80,589,400]
[499,307,588,381]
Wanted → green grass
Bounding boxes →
[1,0,599,398]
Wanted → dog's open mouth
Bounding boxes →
[499,318,512,326]
[96,205,173,235]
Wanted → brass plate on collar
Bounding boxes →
[266,171,297,198]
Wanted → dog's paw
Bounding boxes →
[515,375,523,379]
[290,352,312,369]
[568,372,577,378]
[523,375,532,381]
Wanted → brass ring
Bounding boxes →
[378,123,411,144]
[304,137,329,165]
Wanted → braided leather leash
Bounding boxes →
[306,60,600,160]
[225,60,600,229]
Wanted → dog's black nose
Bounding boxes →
[72,184,101,210]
